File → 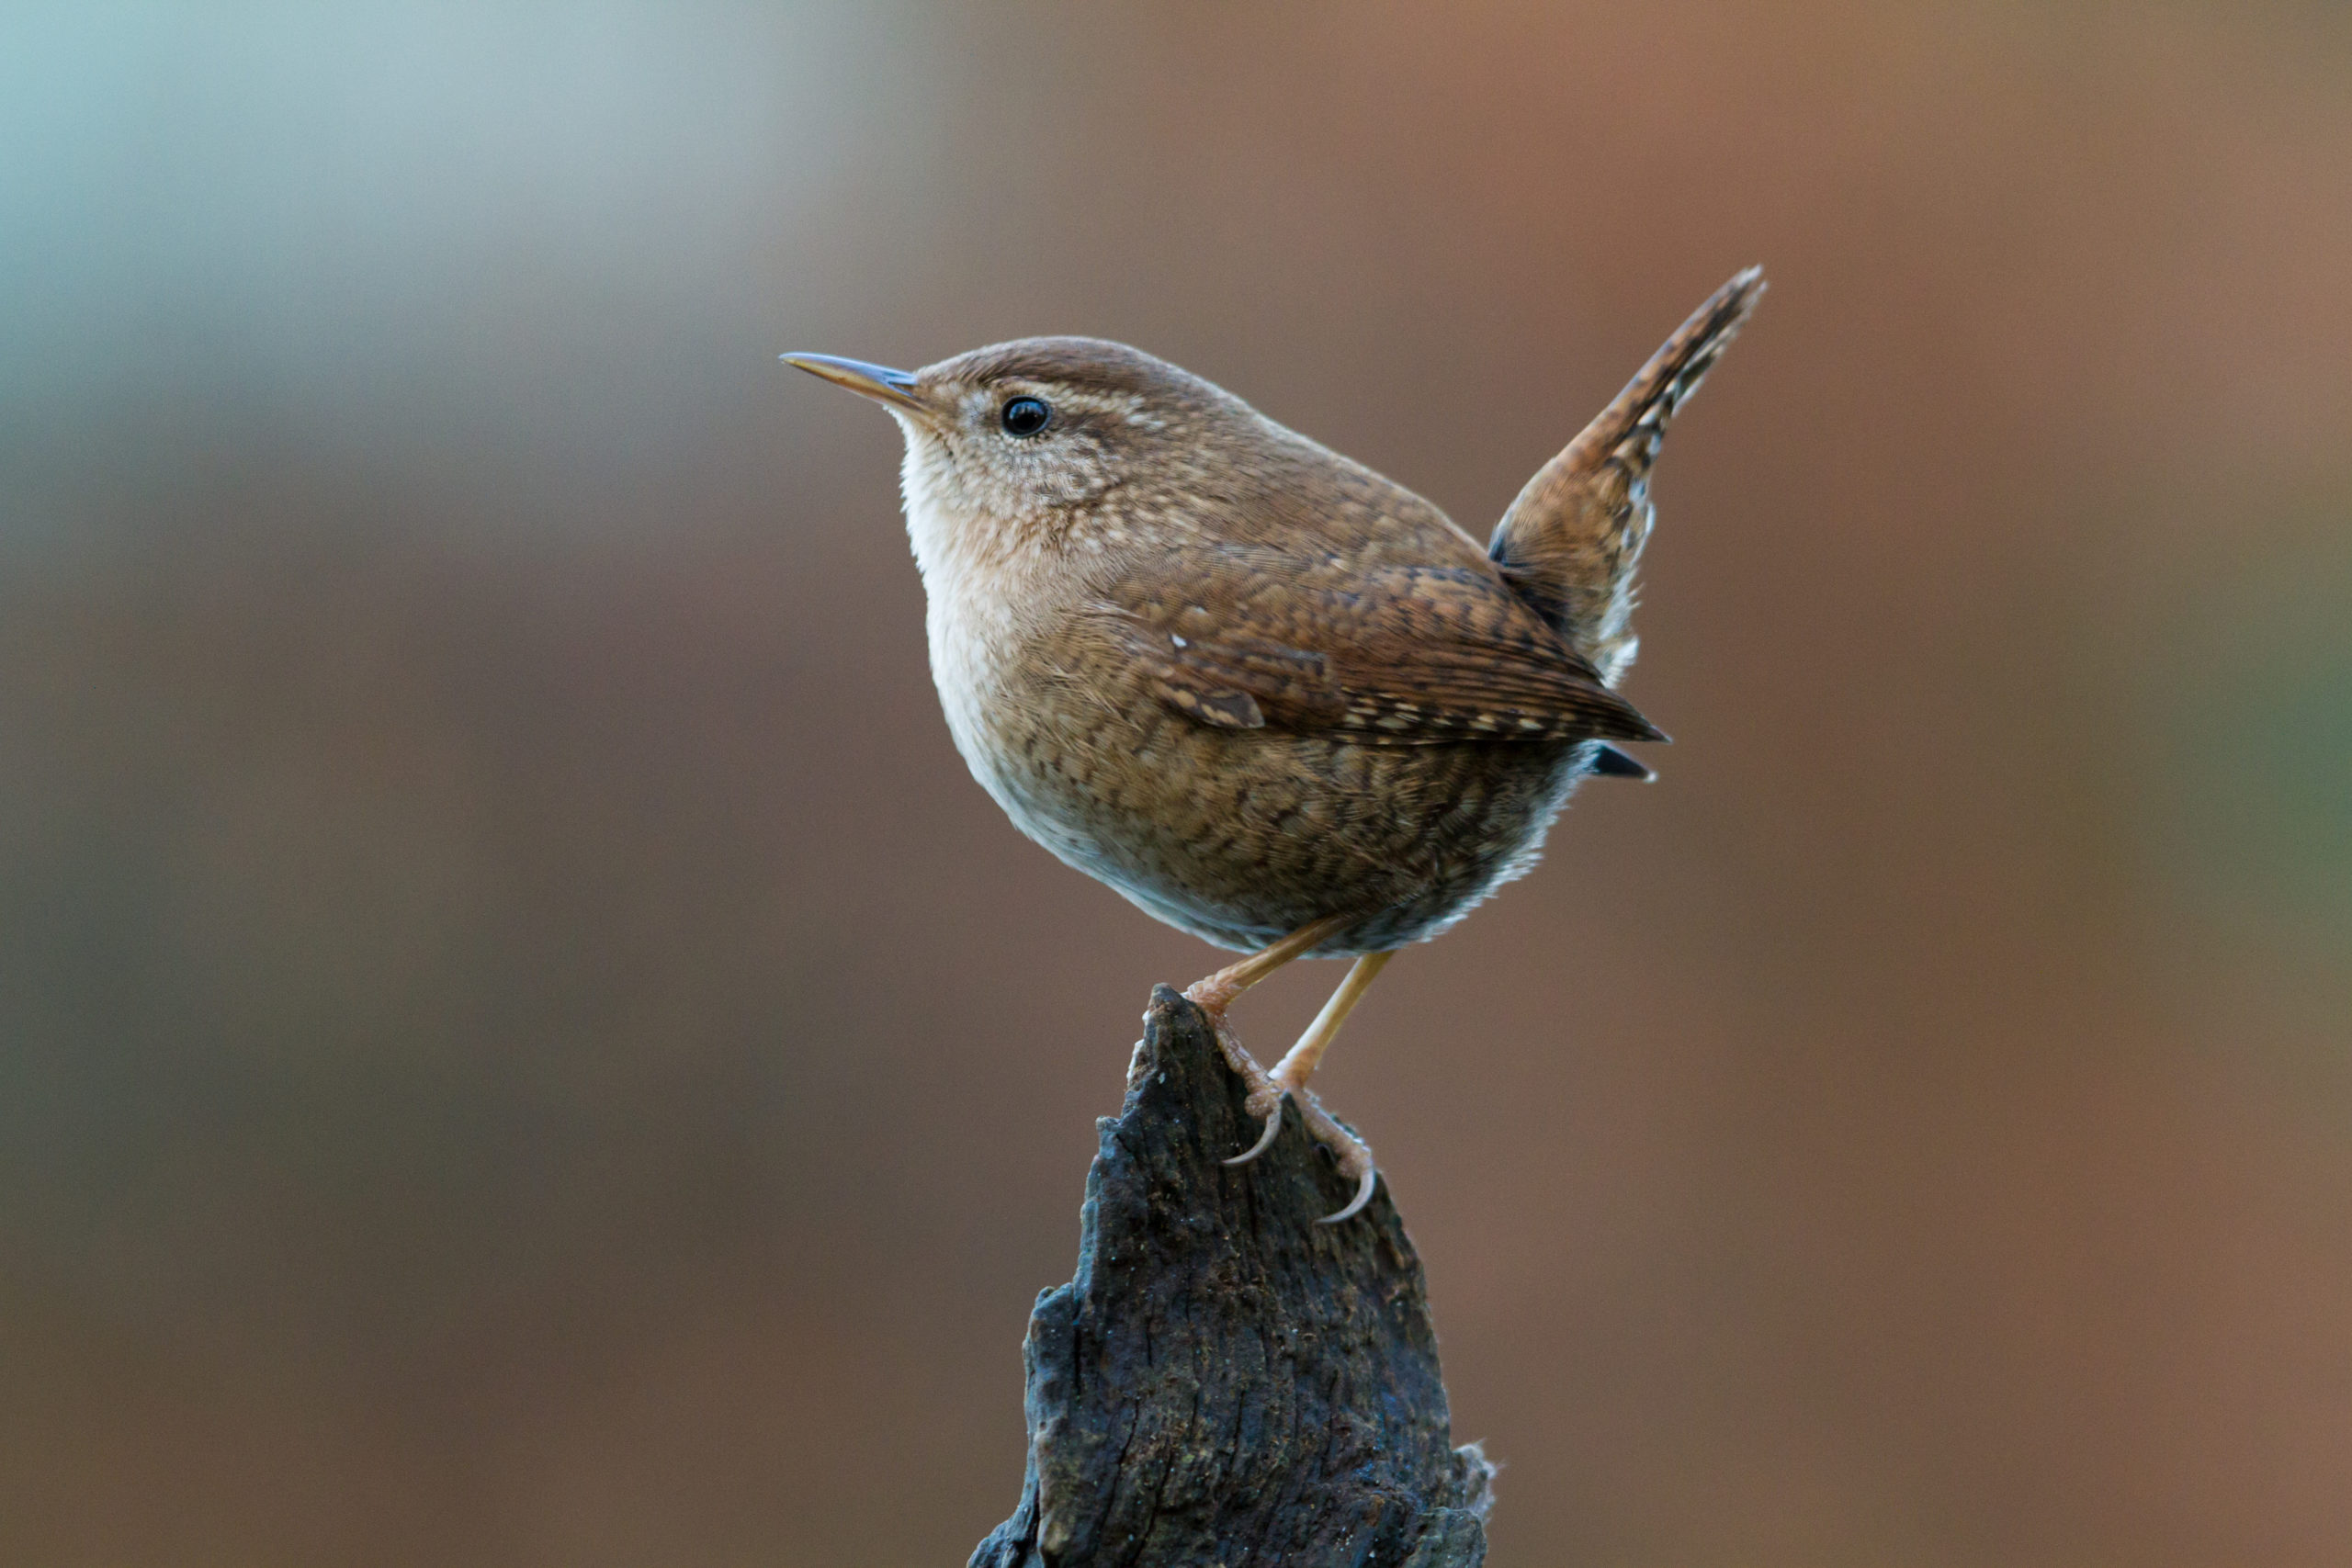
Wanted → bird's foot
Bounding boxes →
[1183,974,1379,1223]
[1222,1059,1380,1224]
[1182,964,1252,1018]
[1295,1083,1381,1224]
[1181,989,1291,1161]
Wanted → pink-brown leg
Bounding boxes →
[1179,915,1352,1155]
[1228,950,1396,1223]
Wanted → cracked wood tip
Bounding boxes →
[970,987,1495,1568]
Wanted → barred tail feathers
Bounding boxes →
[1488,267,1764,681]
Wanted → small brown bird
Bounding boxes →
[786,270,1762,1221]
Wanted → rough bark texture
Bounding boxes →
[971,987,1494,1568]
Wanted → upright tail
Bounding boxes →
[1489,267,1765,683]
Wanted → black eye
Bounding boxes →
[1000,396,1052,436]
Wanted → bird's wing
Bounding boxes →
[1095,544,1664,747]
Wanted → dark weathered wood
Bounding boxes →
[972,987,1494,1568]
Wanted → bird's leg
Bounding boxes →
[1226,951,1392,1167]
[1184,913,1351,1013]
[1231,951,1396,1224]
[1269,950,1394,1094]
[1182,914,1351,1149]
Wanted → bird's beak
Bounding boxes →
[780,352,932,415]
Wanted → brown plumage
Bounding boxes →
[1491,268,1763,682]
[784,268,1763,1220]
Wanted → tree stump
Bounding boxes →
[971,986,1495,1567]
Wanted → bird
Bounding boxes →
[784,269,1763,1222]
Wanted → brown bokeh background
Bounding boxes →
[4,5,2349,1563]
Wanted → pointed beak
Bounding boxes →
[780,352,932,415]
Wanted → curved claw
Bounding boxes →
[1318,1160,1380,1224]
[1223,1094,1286,1166]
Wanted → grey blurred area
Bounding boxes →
[3,4,2349,1563]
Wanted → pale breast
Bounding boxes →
[924,580,1591,953]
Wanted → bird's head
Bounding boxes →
[784,336,1255,572]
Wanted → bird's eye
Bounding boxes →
[1000,396,1052,437]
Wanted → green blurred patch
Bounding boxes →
[2144,503,2352,949]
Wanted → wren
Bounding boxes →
[786,269,1763,1221]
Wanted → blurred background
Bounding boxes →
[2,3,2347,1563]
